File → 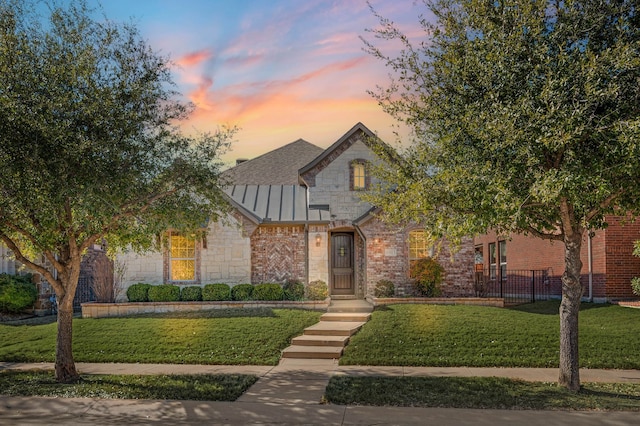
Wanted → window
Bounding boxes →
[489,242,496,280]
[353,163,365,190]
[350,160,369,191]
[499,240,507,282]
[169,233,196,281]
[409,230,432,261]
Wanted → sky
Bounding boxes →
[90,0,426,166]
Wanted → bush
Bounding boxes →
[374,279,395,298]
[126,283,152,302]
[631,277,640,296]
[0,274,37,313]
[148,285,181,302]
[410,258,444,297]
[231,284,254,301]
[202,283,231,301]
[253,283,284,301]
[306,280,328,301]
[181,286,202,301]
[283,280,305,301]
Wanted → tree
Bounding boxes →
[363,0,640,391]
[0,0,234,382]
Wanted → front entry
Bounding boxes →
[330,233,355,296]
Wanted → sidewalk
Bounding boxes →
[1,360,640,425]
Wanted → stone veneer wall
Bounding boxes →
[308,224,329,284]
[360,218,475,297]
[116,216,252,298]
[251,225,306,284]
[306,139,382,220]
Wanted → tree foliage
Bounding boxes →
[364,0,640,391]
[0,0,234,382]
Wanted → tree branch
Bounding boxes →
[0,232,61,292]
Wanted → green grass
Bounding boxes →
[0,308,322,365]
[325,376,640,411]
[340,301,640,369]
[0,370,257,401]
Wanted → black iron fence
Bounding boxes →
[73,276,95,310]
[474,269,549,305]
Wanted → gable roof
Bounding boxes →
[222,139,324,185]
[298,122,397,186]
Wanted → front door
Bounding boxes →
[331,233,354,295]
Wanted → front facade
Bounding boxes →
[118,123,476,299]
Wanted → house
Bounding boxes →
[474,215,640,302]
[117,123,476,299]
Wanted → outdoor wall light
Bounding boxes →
[315,234,322,247]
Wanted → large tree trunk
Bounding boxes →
[558,230,584,391]
[54,267,81,383]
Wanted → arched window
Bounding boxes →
[350,159,369,191]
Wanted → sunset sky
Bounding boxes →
[92,1,426,166]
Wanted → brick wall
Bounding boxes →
[474,216,640,301]
[603,216,640,299]
[359,218,475,297]
[251,225,306,284]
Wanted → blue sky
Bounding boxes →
[86,1,425,165]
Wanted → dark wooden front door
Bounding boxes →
[331,233,354,295]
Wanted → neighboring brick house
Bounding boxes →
[0,241,110,314]
[474,215,640,302]
[117,122,476,299]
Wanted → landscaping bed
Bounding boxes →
[81,298,329,318]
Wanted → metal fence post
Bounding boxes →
[531,270,535,303]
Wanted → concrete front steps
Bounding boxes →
[281,299,373,360]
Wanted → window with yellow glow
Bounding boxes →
[353,163,366,190]
[409,230,431,261]
[170,234,196,281]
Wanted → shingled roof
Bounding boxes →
[222,139,324,185]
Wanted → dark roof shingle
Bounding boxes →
[222,139,324,185]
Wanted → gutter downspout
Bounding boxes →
[587,230,593,302]
[304,223,309,286]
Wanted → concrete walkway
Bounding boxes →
[2,360,640,425]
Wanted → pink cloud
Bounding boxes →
[175,49,213,68]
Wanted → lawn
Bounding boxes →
[340,301,640,369]
[0,308,322,365]
[325,376,640,411]
[0,370,257,401]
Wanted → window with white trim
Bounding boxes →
[169,233,196,281]
[409,230,432,261]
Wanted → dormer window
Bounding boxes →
[350,159,369,191]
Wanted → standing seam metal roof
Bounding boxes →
[224,184,330,224]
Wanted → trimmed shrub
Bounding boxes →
[306,280,328,301]
[410,258,444,297]
[148,285,181,302]
[202,283,231,301]
[374,279,395,298]
[0,274,37,313]
[283,280,304,301]
[253,283,284,301]
[231,284,254,301]
[181,286,203,301]
[126,283,152,302]
[631,277,640,296]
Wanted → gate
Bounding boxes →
[74,276,95,310]
[475,269,549,305]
